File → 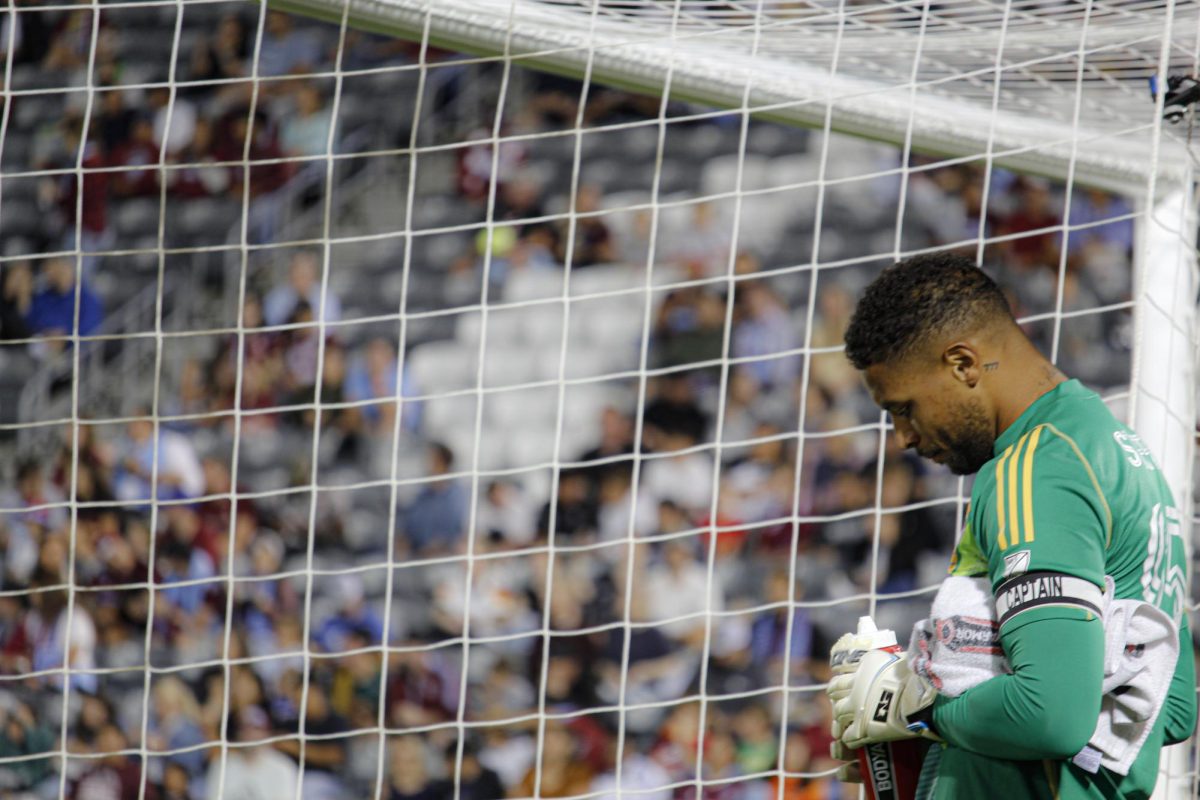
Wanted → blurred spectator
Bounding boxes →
[767,728,844,800]
[514,722,593,798]
[26,257,103,352]
[643,374,708,446]
[280,82,333,158]
[589,742,672,800]
[438,738,504,800]
[386,650,457,729]
[44,117,112,273]
[876,460,946,593]
[733,280,800,391]
[344,336,421,435]
[169,118,231,198]
[314,574,385,653]
[258,12,327,77]
[671,201,731,278]
[205,705,298,800]
[476,479,538,547]
[147,86,198,159]
[147,677,207,790]
[70,725,157,800]
[654,287,726,369]
[0,698,56,797]
[749,570,814,687]
[0,262,33,341]
[214,108,293,236]
[733,704,777,775]
[190,14,250,89]
[537,468,597,541]
[458,127,527,203]
[158,762,193,800]
[96,87,136,154]
[275,682,349,800]
[29,582,98,694]
[398,443,467,557]
[114,414,205,503]
[111,115,162,198]
[387,735,440,800]
[996,177,1060,271]
[2,458,68,535]
[563,185,616,267]
[641,538,724,647]
[263,250,342,327]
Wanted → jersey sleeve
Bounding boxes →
[985,424,1109,631]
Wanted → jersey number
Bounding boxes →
[1141,503,1187,626]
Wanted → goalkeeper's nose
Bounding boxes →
[892,417,920,451]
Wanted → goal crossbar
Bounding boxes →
[268,0,1197,196]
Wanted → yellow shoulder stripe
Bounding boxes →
[1021,425,1043,544]
[994,427,1044,550]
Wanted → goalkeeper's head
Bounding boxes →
[844,251,1046,476]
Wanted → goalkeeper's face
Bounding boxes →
[864,362,995,476]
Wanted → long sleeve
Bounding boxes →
[932,607,1104,760]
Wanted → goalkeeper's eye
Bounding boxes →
[889,403,912,421]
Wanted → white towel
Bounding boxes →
[1072,577,1179,776]
[908,576,1007,696]
[907,575,1179,777]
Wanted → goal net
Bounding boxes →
[0,0,1195,798]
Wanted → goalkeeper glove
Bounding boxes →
[832,648,940,748]
[829,739,863,783]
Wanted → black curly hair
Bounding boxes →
[843,252,1012,370]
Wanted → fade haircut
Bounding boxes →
[843,252,1013,370]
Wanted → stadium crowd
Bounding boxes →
[0,6,1140,800]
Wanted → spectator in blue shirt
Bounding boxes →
[344,336,422,434]
[400,442,467,557]
[25,257,102,355]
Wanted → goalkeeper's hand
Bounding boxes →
[831,648,939,748]
[829,739,863,783]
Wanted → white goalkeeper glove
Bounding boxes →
[826,617,899,739]
[832,648,940,748]
[829,739,863,783]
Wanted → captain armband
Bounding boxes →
[994,570,1103,629]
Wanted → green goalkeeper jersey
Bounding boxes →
[926,379,1196,799]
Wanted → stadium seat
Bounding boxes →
[116,198,163,241]
[504,267,563,303]
[486,385,560,430]
[481,344,536,388]
[700,153,770,197]
[423,393,479,441]
[408,339,478,394]
[519,300,565,347]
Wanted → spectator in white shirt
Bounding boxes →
[114,414,205,503]
[641,537,724,647]
[205,705,298,800]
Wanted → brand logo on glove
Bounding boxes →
[831,648,868,670]
[866,742,898,799]
[873,689,894,722]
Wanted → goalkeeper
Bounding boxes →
[830,252,1196,799]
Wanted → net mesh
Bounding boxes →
[0,1,1193,799]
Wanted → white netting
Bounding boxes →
[0,0,1194,799]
